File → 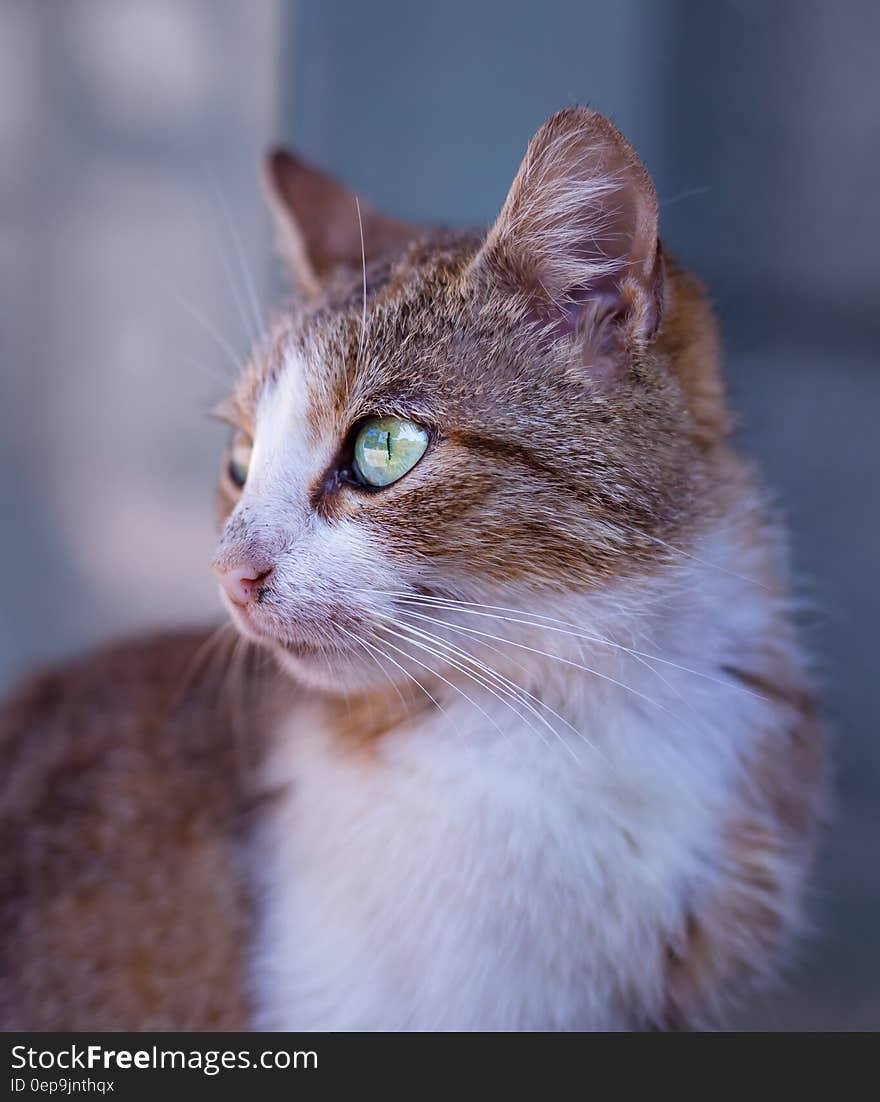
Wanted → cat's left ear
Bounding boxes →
[470,107,663,379]
[263,149,418,297]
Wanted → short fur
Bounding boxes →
[0,108,825,1030]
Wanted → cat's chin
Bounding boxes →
[271,642,383,696]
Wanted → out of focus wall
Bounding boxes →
[0,0,279,687]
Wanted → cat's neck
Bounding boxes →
[251,541,782,1030]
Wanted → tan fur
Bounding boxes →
[661,669,824,1028]
[0,633,259,1029]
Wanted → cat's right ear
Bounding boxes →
[469,107,664,384]
[263,149,417,297]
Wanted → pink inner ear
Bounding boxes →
[513,215,664,387]
[525,258,641,388]
[553,289,631,388]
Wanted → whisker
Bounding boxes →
[338,625,446,717]
[383,617,563,748]
[206,195,257,347]
[352,196,368,405]
[392,605,713,755]
[372,625,518,749]
[626,646,714,735]
[367,591,769,702]
[659,184,710,209]
[179,353,237,390]
[227,632,262,776]
[338,625,415,714]
[389,605,679,723]
[373,610,598,761]
[204,166,267,345]
[570,618,715,739]
[376,618,579,759]
[618,524,771,591]
[169,621,238,711]
[150,273,243,375]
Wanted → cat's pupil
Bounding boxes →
[229,456,247,488]
[352,416,429,488]
[228,434,252,489]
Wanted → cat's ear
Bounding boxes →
[263,149,417,296]
[471,107,663,379]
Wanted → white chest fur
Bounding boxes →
[249,562,779,1031]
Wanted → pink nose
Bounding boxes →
[213,561,273,607]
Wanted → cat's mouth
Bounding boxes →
[222,591,364,665]
[229,605,323,655]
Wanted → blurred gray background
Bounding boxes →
[1,0,877,1029]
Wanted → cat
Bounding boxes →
[0,107,825,1031]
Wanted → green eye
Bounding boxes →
[353,416,429,488]
[227,432,252,489]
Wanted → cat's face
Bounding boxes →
[212,108,720,692]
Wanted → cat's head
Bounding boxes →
[212,107,727,693]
